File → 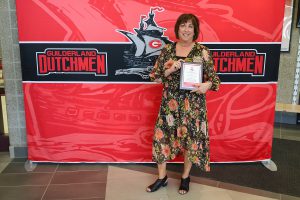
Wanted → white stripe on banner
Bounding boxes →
[22,81,278,84]
[19,41,282,44]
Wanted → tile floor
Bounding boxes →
[0,122,299,200]
[0,153,299,200]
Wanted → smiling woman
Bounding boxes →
[148,13,220,195]
[175,14,199,43]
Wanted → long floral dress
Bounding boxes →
[149,42,220,171]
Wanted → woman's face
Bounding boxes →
[178,20,194,43]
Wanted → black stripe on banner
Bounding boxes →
[19,43,280,83]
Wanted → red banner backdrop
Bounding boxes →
[16,0,284,162]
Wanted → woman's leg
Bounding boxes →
[182,150,192,178]
[179,151,192,194]
[146,162,168,192]
[158,162,167,179]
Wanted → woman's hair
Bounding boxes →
[174,13,199,41]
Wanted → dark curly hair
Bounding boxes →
[174,13,199,41]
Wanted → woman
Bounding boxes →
[147,13,220,195]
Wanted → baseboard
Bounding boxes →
[9,146,27,158]
[275,112,297,124]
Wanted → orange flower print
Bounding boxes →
[166,114,174,127]
[162,145,171,157]
[168,99,178,111]
[173,140,180,148]
[184,98,190,111]
[194,157,200,164]
[158,118,163,126]
[155,128,164,140]
[181,126,188,134]
[177,127,182,137]
[192,143,198,151]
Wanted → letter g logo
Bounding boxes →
[149,40,162,48]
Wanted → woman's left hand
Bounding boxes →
[191,82,212,94]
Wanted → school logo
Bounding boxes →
[115,7,172,79]
[36,48,107,76]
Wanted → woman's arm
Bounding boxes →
[191,46,220,94]
[149,45,170,83]
[164,59,183,77]
[202,47,220,91]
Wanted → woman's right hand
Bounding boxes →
[171,59,183,72]
[164,59,183,77]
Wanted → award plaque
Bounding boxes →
[180,62,203,90]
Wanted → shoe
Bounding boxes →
[178,176,190,195]
[146,175,168,192]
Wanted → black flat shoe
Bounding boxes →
[146,175,168,192]
[178,176,190,195]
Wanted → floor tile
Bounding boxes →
[172,190,233,200]
[0,173,52,186]
[189,175,220,188]
[43,182,106,200]
[121,164,220,188]
[166,178,225,200]
[11,158,27,163]
[219,182,280,199]
[0,185,46,200]
[71,198,105,200]
[57,163,108,172]
[51,170,107,184]
[281,194,300,200]
[273,125,281,139]
[106,166,169,200]
[226,190,279,200]
[114,163,158,175]
[280,124,300,141]
[281,135,300,141]
[1,162,57,173]
[106,166,281,200]
[0,162,9,173]
[0,152,11,163]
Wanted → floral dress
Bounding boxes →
[149,42,220,171]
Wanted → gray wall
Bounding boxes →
[277,0,300,104]
[0,0,299,158]
[0,0,27,158]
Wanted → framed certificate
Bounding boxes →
[180,62,203,90]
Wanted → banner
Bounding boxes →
[16,0,284,162]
